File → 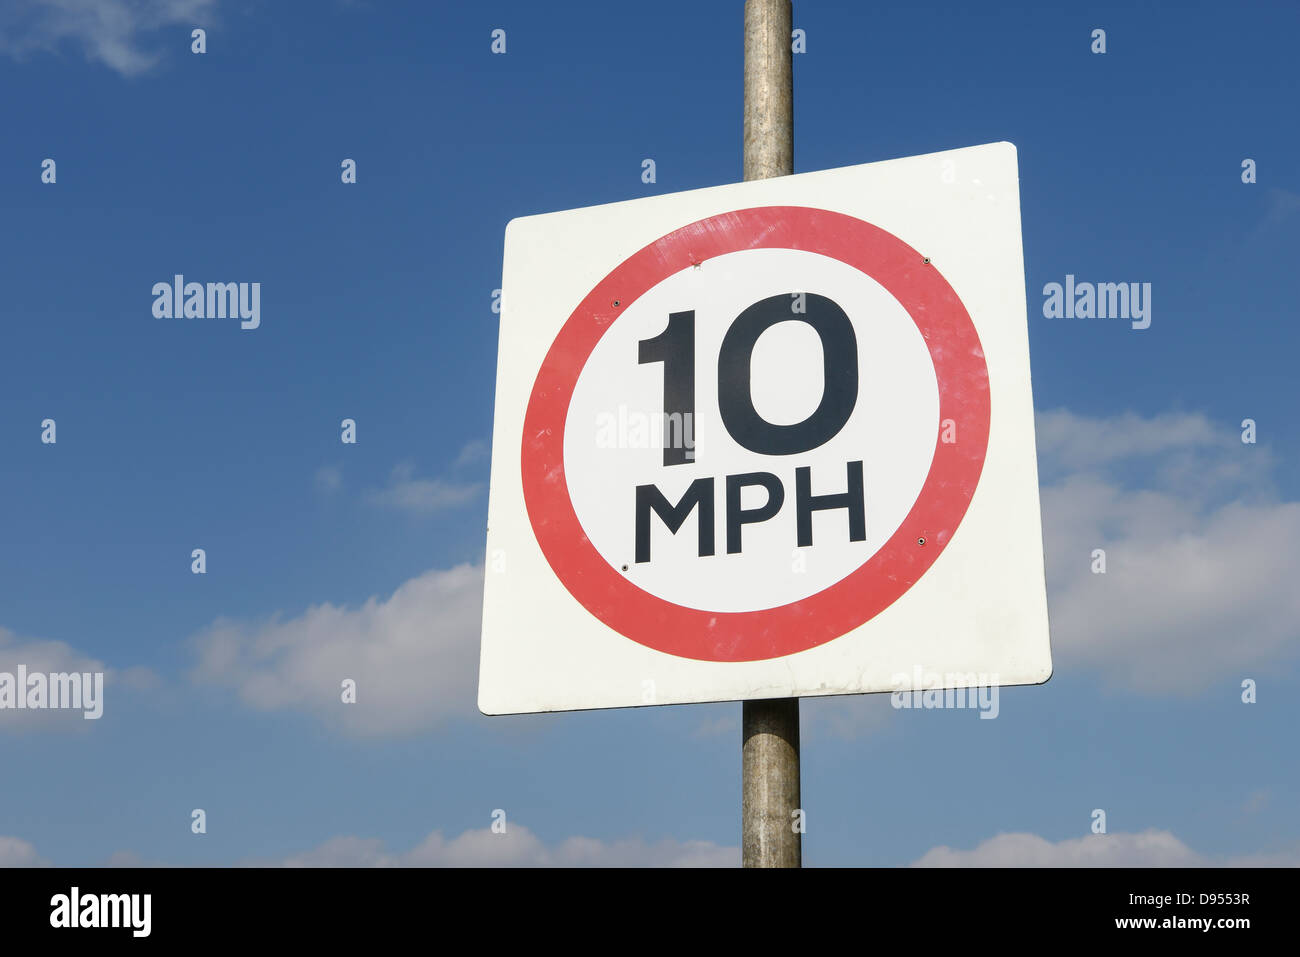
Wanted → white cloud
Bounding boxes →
[363,463,481,514]
[189,564,482,736]
[14,826,1300,868]
[452,438,490,469]
[1037,409,1300,694]
[195,409,1300,742]
[1242,790,1270,815]
[800,691,896,740]
[0,0,216,76]
[1264,187,1300,226]
[314,465,342,493]
[915,830,1202,867]
[266,822,736,868]
[0,835,47,867]
[1035,409,1222,474]
[913,829,1300,867]
[9,824,735,868]
[0,626,158,733]
[1227,844,1300,867]
[103,850,162,867]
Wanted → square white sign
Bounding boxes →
[480,141,1051,715]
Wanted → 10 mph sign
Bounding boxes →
[480,142,1051,714]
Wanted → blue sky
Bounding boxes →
[1,0,1298,867]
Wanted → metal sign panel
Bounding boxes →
[480,141,1051,714]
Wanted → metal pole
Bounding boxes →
[741,0,800,869]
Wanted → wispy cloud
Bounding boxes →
[0,0,217,76]
[0,835,48,867]
[314,465,343,494]
[913,829,1300,867]
[1263,187,1300,227]
[0,626,158,734]
[11,822,736,868]
[256,822,736,868]
[189,564,482,736]
[1037,408,1300,694]
[1035,409,1223,476]
[200,409,1300,741]
[452,438,490,469]
[363,462,482,514]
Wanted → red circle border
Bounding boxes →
[521,206,990,662]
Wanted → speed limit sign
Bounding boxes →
[480,142,1051,714]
